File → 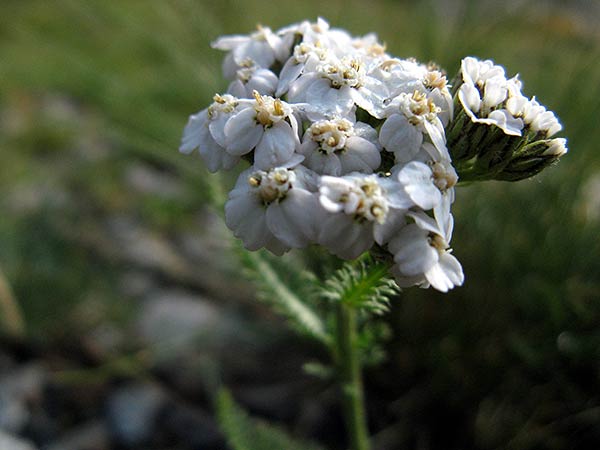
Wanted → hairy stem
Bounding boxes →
[335,301,370,450]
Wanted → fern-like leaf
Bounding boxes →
[216,388,328,450]
[320,257,399,315]
[240,250,330,346]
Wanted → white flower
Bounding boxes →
[212,25,291,78]
[298,118,381,175]
[422,69,453,125]
[223,91,301,169]
[461,56,505,86]
[388,209,463,292]
[371,58,428,100]
[393,160,457,210]
[276,42,330,97]
[225,166,321,255]
[179,95,243,172]
[507,95,562,137]
[318,174,410,258]
[277,18,354,58]
[543,137,568,156]
[457,57,525,136]
[379,91,447,162]
[373,61,453,123]
[351,33,389,63]
[227,63,279,98]
[287,56,388,120]
[458,82,524,136]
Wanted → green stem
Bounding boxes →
[335,301,371,450]
[0,266,25,339]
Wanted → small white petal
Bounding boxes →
[266,189,320,247]
[483,80,507,109]
[439,253,464,286]
[486,110,523,136]
[389,225,438,276]
[307,152,342,176]
[254,121,297,169]
[424,263,454,293]
[424,253,463,293]
[277,60,305,97]
[398,162,441,210]
[227,80,248,98]
[233,40,274,68]
[379,114,422,161]
[224,108,263,155]
[318,213,372,259]
[458,83,481,114]
[406,211,441,235]
[422,119,447,156]
[378,177,413,209]
[246,69,279,96]
[180,110,208,154]
[211,35,248,50]
[341,136,381,173]
[374,208,406,245]
[208,113,230,148]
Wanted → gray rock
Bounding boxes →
[136,290,220,351]
[106,216,190,277]
[0,364,45,433]
[105,383,166,446]
[0,429,38,450]
[161,402,223,450]
[46,420,109,450]
[125,163,184,199]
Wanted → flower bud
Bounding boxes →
[494,138,568,181]
[446,57,566,183]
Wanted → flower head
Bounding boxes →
[181,20,566,293]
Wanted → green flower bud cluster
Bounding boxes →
[446,57,567,182]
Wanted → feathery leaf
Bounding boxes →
[217,388,328,450]
[240,250,330,346]
[320,257,399,315]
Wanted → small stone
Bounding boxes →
[125,163,184,199]
[0,429,38,450]
[161,401,223,450]
[105,383,166,446]
[0,364,46,433]
[136,290,219,350]
[46,420,109,450]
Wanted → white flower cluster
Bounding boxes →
[180,19,564,292]
[447,57,567,182]
[457,57,563,140]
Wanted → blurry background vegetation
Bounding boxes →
[0,0,599,449]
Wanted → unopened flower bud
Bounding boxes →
[494,138,568,181]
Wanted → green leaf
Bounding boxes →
[216,388,328,450]
[240,250,330,346]
[320,257,399,315]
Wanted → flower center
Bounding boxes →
[253,91,290,127]
[337,178,388,224]
[207,94,238,119]
[248,168,295,205]
[427,232,448,252]
[318,58,364,89]
[307,118,354,154]
[429,161,458,191]
[423,70,447,91]
[236,64,256,83]
[293,42,328,63]
[396,91,440,126]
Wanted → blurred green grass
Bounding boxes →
[0,0,599,448]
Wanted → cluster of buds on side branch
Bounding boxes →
[447,57,566,181]
[180,18,567,292]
